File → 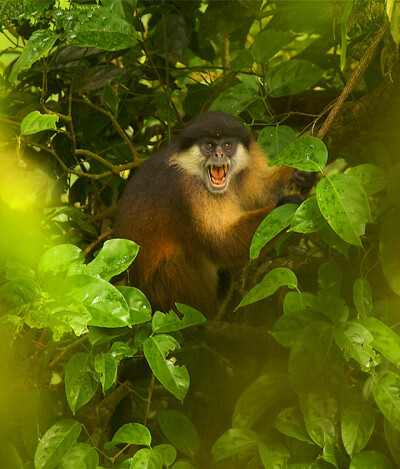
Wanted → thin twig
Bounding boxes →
[144,373,155,426]
[317,24,387,140]
[49,336,87,367]
[83,228,113,257]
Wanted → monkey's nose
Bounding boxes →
[215,146,224,158]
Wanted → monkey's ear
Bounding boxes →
[277,194,304,206]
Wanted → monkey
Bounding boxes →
[114,111,314,317]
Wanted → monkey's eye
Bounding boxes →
[205,143,214,150]
[224,142,231,150]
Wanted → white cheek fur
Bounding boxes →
[168,146,206,180]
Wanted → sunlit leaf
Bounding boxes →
[34,420,82,469]
[250,204,298,259]
[238,268,297,308]
[152,304,206,334]
[212,428,261,463]
[266,59,324,97]
[65,353,100,414]
[290,196,325,233]
[209,83,257,116]
[372,370,400,431]
[57,443,98,469]
[143,335,189,402]
[117,286,152,325]
[349,450,393,469]
[359,317,400,366]
[252,29,293,64]
[128,448,162,469]
[38,245,84,278]
[316,174,371,246]
[10,29,59,82]
[21,111,59,136]
[271,136,328,172]
[153,444,177,468]
[158,410,199,458]
[104,423,151,451]
[257,125,297,161]
[341,402,375,456]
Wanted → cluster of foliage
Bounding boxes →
[1,0,400,468]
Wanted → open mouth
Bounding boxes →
[208,164,228,189]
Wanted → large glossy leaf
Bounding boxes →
[283,292,317,315]
[10,29,59,82]
[316,174,371,246]
[38,245,84,277]
[65,353,100,414]
[84,239,139,281]
[232,371,293,429]
[341,402,375,456]
[20,111,59,136]
[129,448,162,469]
[117,286,152,325]
[299,389,339,447]
[372,370,400,431]
[152,304,206,334]
[271,136,328,172]
[143,335,189,402]
[34,420,82,469]
[209,83,257,116]
[251,29,292,64]
[275,406,313,443]
[258,440,290,469]
[104,423,151,451]
[349,164,386,196]
[64,7,137,51]
[153,444,177,468]
[380,216,400,295]
[250,204,298,259]
[359,317,400,366]
[385,419,400,467]
[211,428,261,463]
[158,410,199,458]
[290,196,325,233]
[257,125,297,161]
[333,322,379,372]
[237,268,297,308]
[271,310,323,347]
[57,443,98,469]
[60,275,130,327]
[266,59,324,97]
[349,450,393,469]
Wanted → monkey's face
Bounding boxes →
[171,138,250,194]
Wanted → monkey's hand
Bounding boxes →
[292,169,316,194]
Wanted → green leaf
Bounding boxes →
[359,317,400,366]
[318,260,341,295]
[103,82,120,115]
[9,29,59,82]
[299,388,339,447]
[34,419,82,469]
[232,371,293,429]
[129,448,163,469]
[290,196,325,233]
[390,2,400,44]
[61,275,130,327]
[283,292,317,315]
[318,221,350,257]
[65,353,100,414]
[143,335,189,402]
[211,428,261,463]
[257,125,297,162]
[275,406,313,443]
[251,29,293,64]
[271,310,323,347]
[57,443,99,469]
[349,450,394,469]
[250,204,298,259]
[380,216,400,295]
[316,174,371,247]
[104,423,151,451]
[117,286,152,325]
[340,1,353,69]
[289,322,332,391]
[38,245,84,278]
[258,441,289,469]
[230,49,254,71]
[20,111,59,136]
[171,462,194,469]
[238,268,297,308]
[94,353,118,392]
[349,164,386,196]
[372,370,400,431]
[84,239,139,281]
[158,411,199,458]
[385,419,400,467]
[239,268,298,308]
[152,304,206,334]
[209,83,257,116]
[341,402,375,456]
[65,7,137,51]
[271,136,328,172]
[153,444,177,468]
[0,278,42,315]
[266,59,324,98]
[333,321,379,372]
[353,277,372,318]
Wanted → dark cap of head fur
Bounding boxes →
[178,111,251,150]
